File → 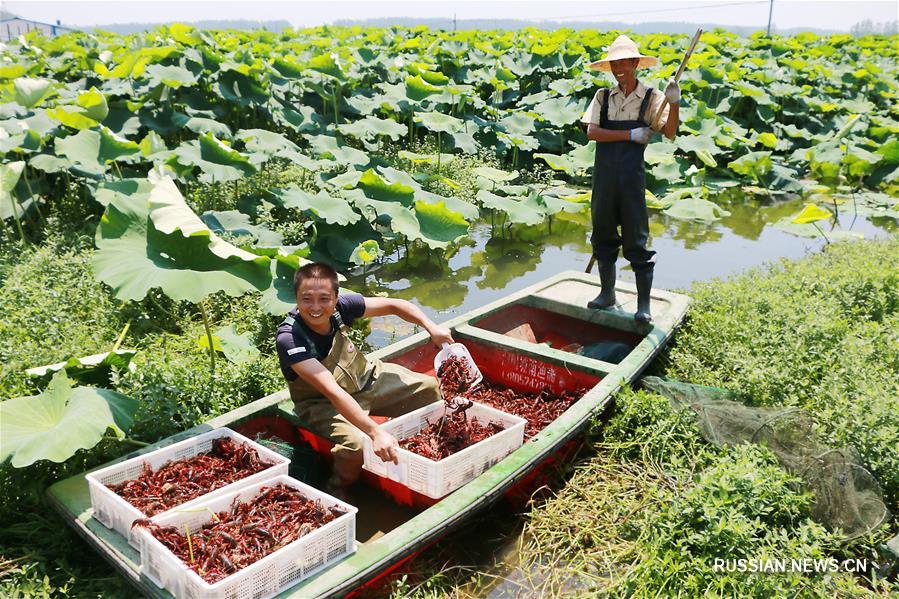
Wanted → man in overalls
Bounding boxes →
[581,34,680,323]
[276,262,453,495]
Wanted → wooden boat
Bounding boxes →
[47,271,690,598]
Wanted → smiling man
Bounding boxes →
[275,262,453,496]
[581,34,680,324]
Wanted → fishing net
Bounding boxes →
[254,434,326,484]
[640,376,890,541]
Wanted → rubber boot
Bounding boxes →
[587,260,617,310]
[634,268,653,324]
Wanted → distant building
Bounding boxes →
[1,17,78,41]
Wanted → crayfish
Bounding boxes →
[108,438,274,516]
[134,483,345,584]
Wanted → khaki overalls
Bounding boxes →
[284,312,440,485]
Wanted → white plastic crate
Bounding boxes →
[86,428,289,548]
[135,474,357,599]
[362,400,526,499]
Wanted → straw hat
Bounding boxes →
[588,35,659,71]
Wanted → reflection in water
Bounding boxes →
[718,195,806,240]
[348,192,895,347]
[473,237,542,290]
[657,216,725,249]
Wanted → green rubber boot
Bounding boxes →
[587,260,617,310]
[634,268,653,324]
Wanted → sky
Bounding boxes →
[4,0,898,32]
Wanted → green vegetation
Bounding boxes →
[1,20,898,597]
[391,236,898,598]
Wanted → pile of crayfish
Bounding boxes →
[398,355,505,461]
[464,384,583,440]
[109,437,273,516]
[438,353,585,440]
[399,412,506,460]
[134,483,345,584]
[436,353,478,396]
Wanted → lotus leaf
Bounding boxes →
[184,117,232,139]
[235,129,300,155]
[792,203,833,224]
[28,154,70,174]
[0,370,138,468]
[93,174,271,302]
[53,127,139,175]
[0,161,25,195]
[303,134,369,167]
[529,192,584,215]
[92,178,153,207]
[197,325,260,365]
[414,111,465,134]
[377,166,478,219]
[728,151,773,179]
[808,142,843,183]
[476,189,544,226]
[773,217,862,241]
[144,64,198,88]
[358,168,415,204]
[337,116,407,142]
[13,77,55,108]
[307,53,346,80]
[200,209,283,245]
[663,197,731,222]
[139,131,168,157]
[274,105,324,133]
[217,70,268,106]
[412,200,470,248]
[473,166,518,183]
[267,186,360,225]
[350,239,382,265]
[76,88,109,122]
[497,132,539,152]
[449,131,478,154]
[309,216,381,266]
[405,75,444,102]
[168,22,202,46]
[651,156,691,185]
[174,132,256,183]
[139,108,190,136]
[499,112,536,136]
[24,350,137,387]
[0,128,40,155]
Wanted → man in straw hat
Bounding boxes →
[581,34,680,324]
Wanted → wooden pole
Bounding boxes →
[650,28,703,131]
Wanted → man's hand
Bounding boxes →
[371,428,400,464]
[664,79,680,104]
[427,324,454,348]
[630,127,651,145]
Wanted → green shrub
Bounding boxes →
[0,243,126,398]
[600,387,714,474]
[664,236,899,508]
[620,445,847,598]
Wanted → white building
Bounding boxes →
[1,17,77,41]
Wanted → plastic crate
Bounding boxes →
[135,475,357,599]
[86,428,289,548]
[362,401,526,499]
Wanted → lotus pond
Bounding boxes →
[0,22,897,598]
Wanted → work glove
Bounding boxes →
[630,127,651,145]
[665,79,680,104]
